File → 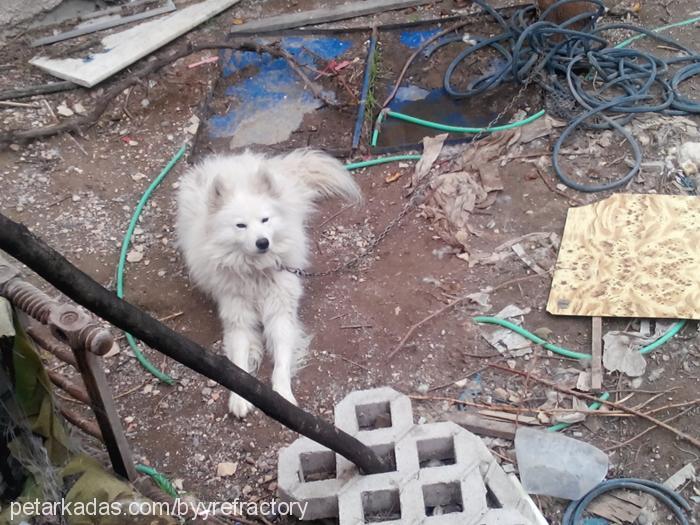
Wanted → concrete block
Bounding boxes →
[279,388,545,524]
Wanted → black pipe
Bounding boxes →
[0,212,388,475]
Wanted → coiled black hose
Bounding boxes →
[562,478,692,525]
[423,0,700,192]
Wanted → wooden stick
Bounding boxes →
[388,273,547,360]
[591,316,603,392]
[489,363,700,449]
[645,399,700,415]
[381,19,470,108]
[0,101,42,108]
[0,80,77,102]
[427,360,504,392]
[387,296,468,360]
[409,394,629,416]
[535,164,586,205]
[338,355,371,372]
[605,406,697,452]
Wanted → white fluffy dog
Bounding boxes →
[176,149,361,418]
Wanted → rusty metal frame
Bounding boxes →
[0,257,137,480]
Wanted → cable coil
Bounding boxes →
[380,0,700,191]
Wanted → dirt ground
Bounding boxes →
[1,0,699,524]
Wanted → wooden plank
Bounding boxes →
[591,316,603,392]
[587,491,644,523]
[547,194,700,320]
[30,0,240,87]
[478,410,540,426]
[73,348,137,480]
[229,0,432,35]
[447,412,517,440]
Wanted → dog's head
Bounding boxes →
[201,154,302,270]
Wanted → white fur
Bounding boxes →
[176,149,361,418]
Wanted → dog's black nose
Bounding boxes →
[256,237,270,251]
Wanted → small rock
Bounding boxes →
[416,383,429,394]
[71,194,81,202]
[648,367,665,382]
[141,99,150,108]
[56,103,74,117]
[131,172,147,182]
[73,102,86,115]
[143,384,154,394]
[493,388,509,401]
[172,478,184,491]
[157,270,166,277]
[680,160,698,176]
[184,115,200,135]
[126,250,144,263]
[201,387,212,396]
[216,462,238,477]
[9,144,20,152]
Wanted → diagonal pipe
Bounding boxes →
[0,212,388,475]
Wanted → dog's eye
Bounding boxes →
[261,217,269,223]
[236,223,247,229]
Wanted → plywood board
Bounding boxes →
[547,194,700,319]
[30,0,240,87]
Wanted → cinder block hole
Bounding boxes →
[361,488,401,523]
[355,401,392,430]
[416,436,456,468]
[422,482,464,516]
[486,485,503,509]
[299,450,336,482]
[368,443,397,472]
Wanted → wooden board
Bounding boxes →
[447,412,517,440]
[228,0,432,35]
[591,316,602,391]
[547,194,700,319]
[30,0,240,87]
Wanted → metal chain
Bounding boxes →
[285,73,539,278]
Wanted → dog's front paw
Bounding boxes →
[273,385,298,406]
[228,393,254,418]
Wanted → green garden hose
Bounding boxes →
[473,316,686,360]
[548,392,610,432]
[135,464,179,498]
[371,109,546,146]
[116,144,187,384]
[615,15,700,49]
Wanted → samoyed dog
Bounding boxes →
[176,149,361,418]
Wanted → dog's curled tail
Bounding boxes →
[278,149,362,204]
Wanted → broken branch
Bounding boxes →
[388,273,547,360]
[489,363,700,449]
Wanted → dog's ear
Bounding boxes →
[209,175,227,208]
[256,168,280,198]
